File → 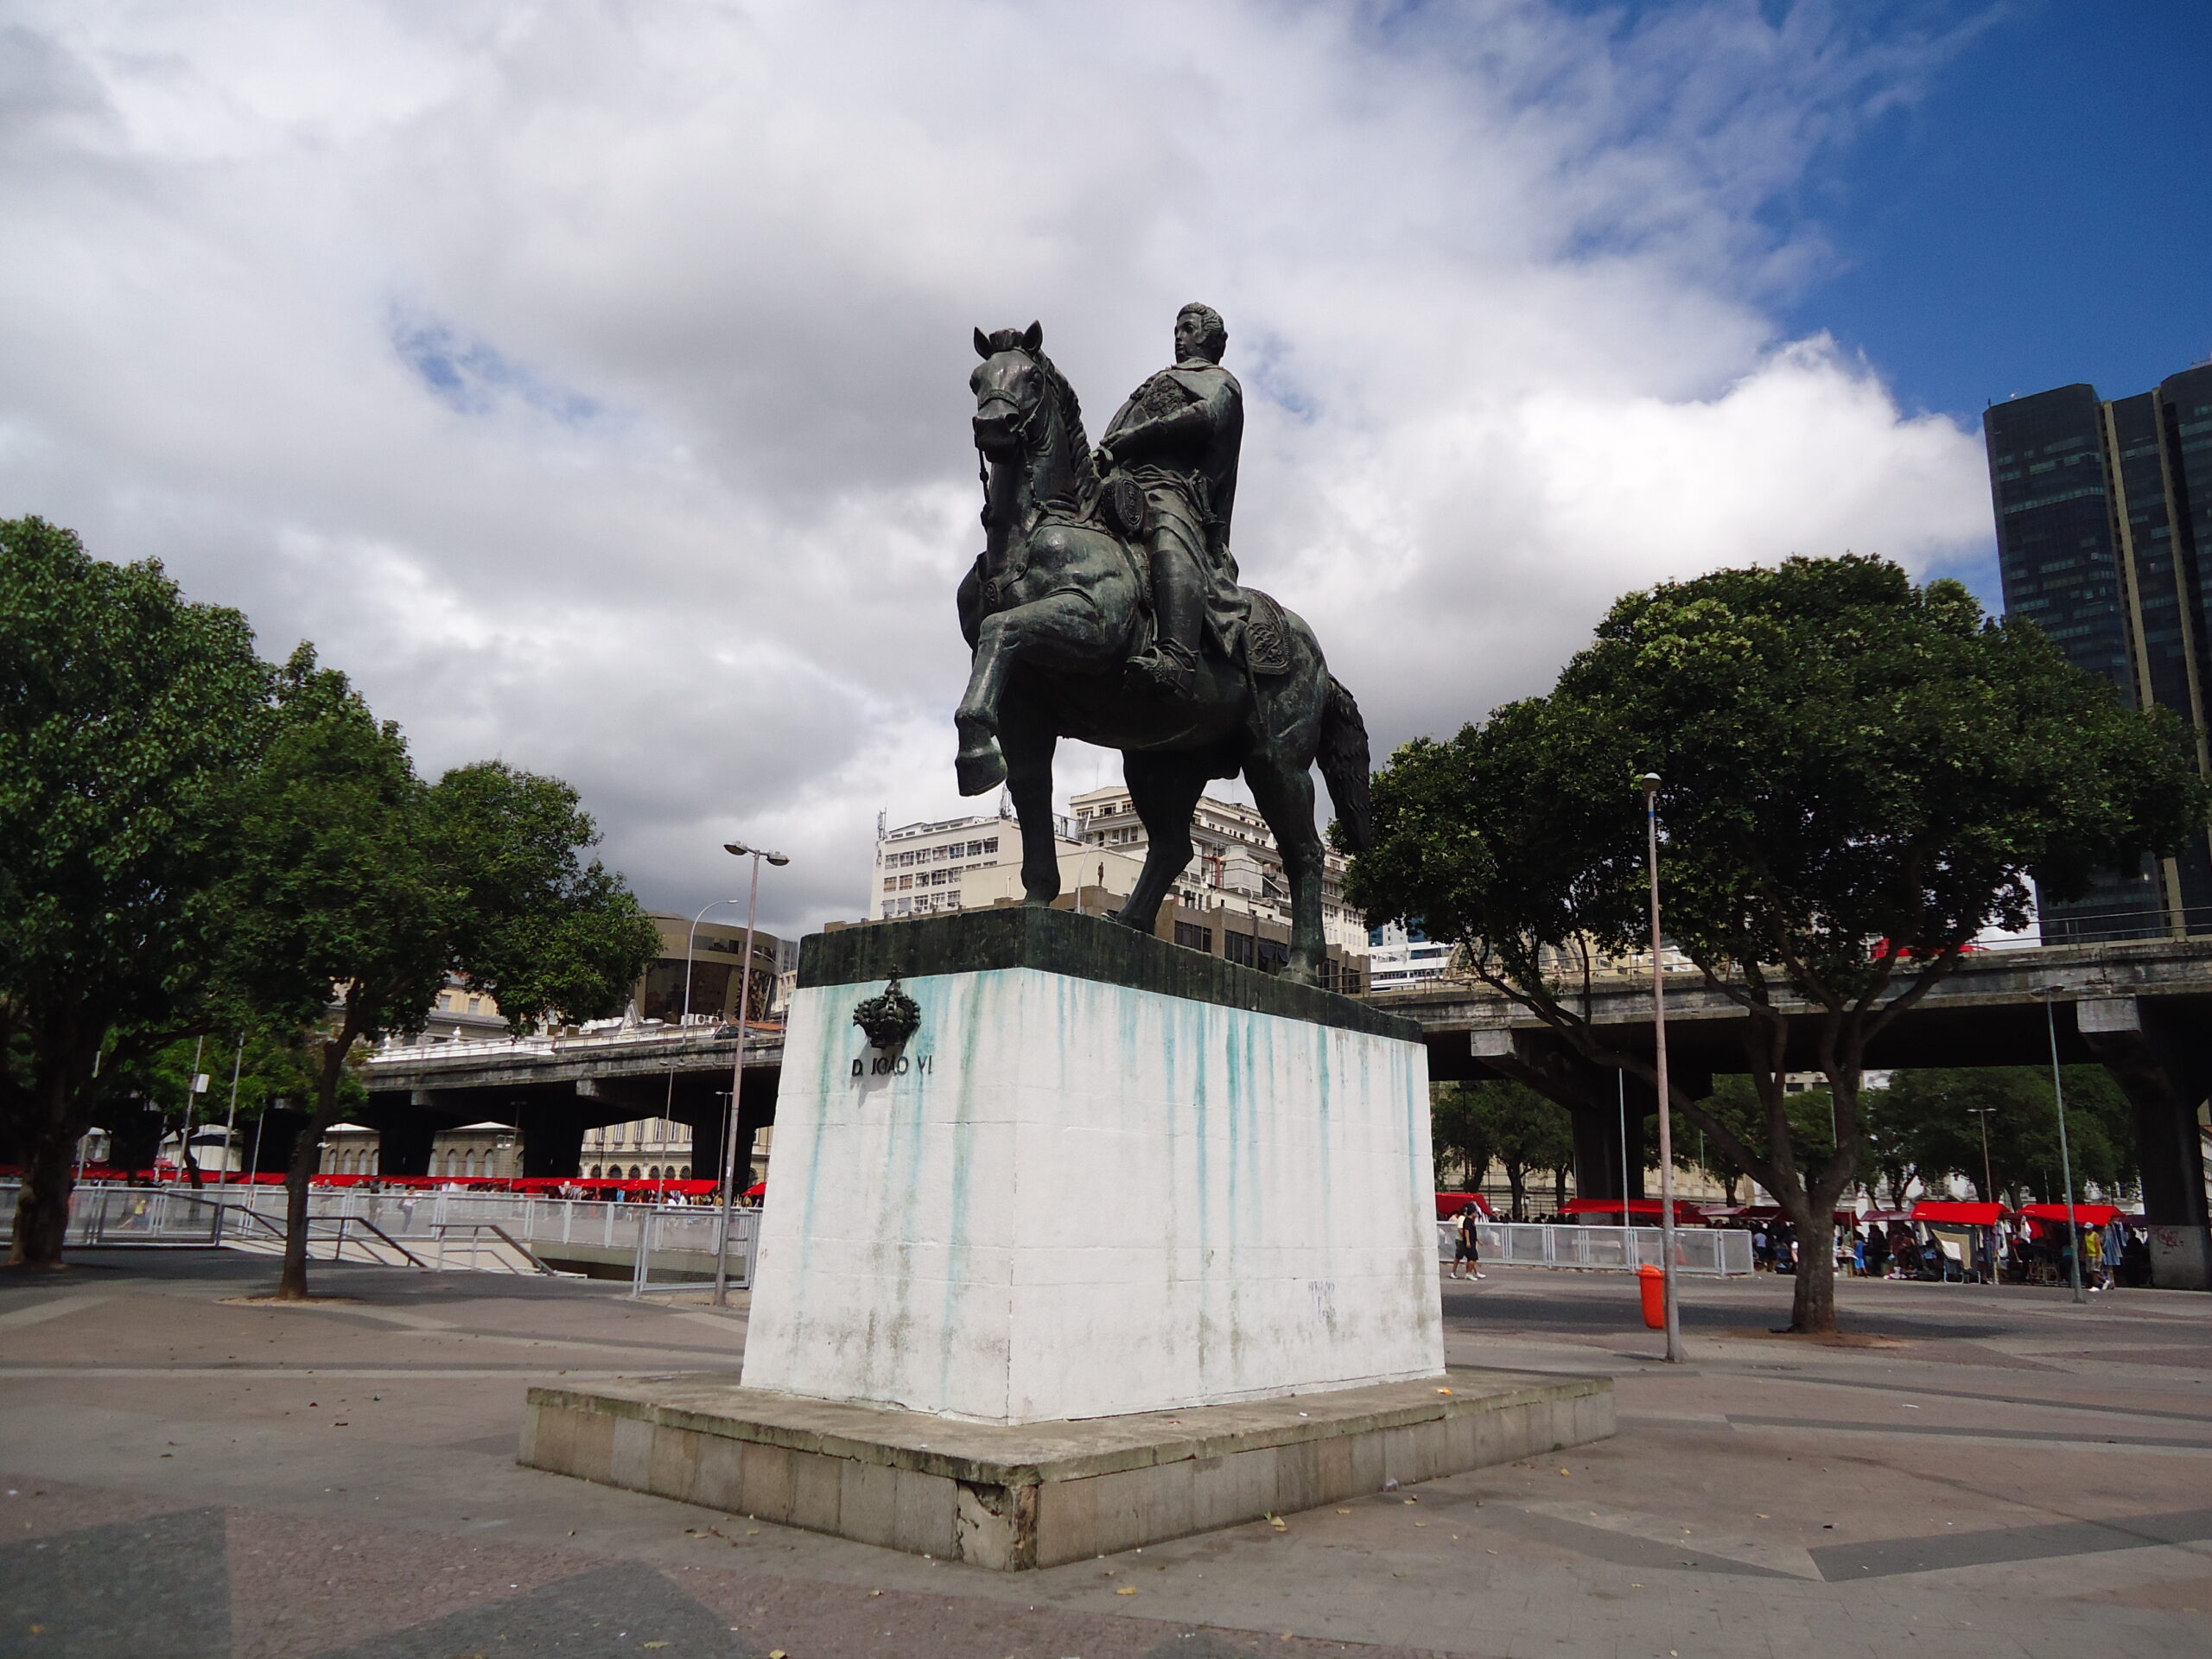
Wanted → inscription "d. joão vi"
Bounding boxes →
[852,1053,932,1078]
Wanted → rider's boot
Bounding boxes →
[1127,553,1203,701]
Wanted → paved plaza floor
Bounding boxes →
[3,1250,2208,1658]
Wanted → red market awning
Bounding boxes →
[745,1182,767,1198]
[2018,1203,2126,1226]
[1433,1192,1495,1218]
[1561,1198,1707,1220]
[1911,1200,2007,1225]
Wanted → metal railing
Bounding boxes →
[0,1182,231,1248]
[0,1181,759,1285]
[1438,1220,1752,1276]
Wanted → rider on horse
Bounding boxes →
[1095,303,1251,701]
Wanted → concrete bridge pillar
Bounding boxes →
[2081,998,2212,1291]
[519,1100,588,1180]
[373,1108,439,1179]
[1472,1032,1703,1211]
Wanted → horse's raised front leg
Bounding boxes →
[998,704,1061,906]
[954,593,1104,798]
[1245,757,1325,985]
[1114,751,1211,934]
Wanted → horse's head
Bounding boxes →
[969,321,1048,459]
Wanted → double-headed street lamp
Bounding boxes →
[715,839,789,1307]
[2034,984,2088,1305]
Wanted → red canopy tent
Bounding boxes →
[1433,1192,1495,1219]
[2018,1202,2126,1225]
[1561,1198,1708,1222]
[745,1182,767,1198]
[1910,1200,2008,1225]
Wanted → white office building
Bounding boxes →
[1364,922,1458,990]
[870,808,1085,920]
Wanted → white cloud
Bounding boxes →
[0,0,1994,938]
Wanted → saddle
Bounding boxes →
[1092,474,1291,677]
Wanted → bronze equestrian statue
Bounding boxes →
[953,307,1372,985]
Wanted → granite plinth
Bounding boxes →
[741,909,1444,1424]
[521,1366,1615,1568]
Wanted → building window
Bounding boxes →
[1224,931,1256,967]
[1174,922,1213,953]
[1257,938,1291,975]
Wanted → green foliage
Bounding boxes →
[118,1025,364,1139]
[429,762,660,1033]
[0,516,270,1047]
[1674,1077,1836,1203]
[1433,1080,1573,1219]
[220,645,448,1042]
[1864,1067,2133,1206]
[1345,554,2205,1330]
[1430,1083,1495,1191]
[0,517,271,1260]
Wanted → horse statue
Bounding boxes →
[953,321,1372,985]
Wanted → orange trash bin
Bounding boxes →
[1637,1263,1666,1329]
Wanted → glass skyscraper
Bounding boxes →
[1985,364,2212,940]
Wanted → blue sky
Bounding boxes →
[1801,2,2212,416]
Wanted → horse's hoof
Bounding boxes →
[955,746,1006,796]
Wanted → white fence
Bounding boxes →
[0,1182,760,1287]
[1440,1220,1752,1276]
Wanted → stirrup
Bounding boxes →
[1126,646,1196,700]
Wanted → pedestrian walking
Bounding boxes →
[1449,1205,1484,1280]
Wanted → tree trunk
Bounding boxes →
[276,1008,359,1301]
[7,1103,78,1269]
[1505,1165,1528,1221]
[1788,1210,1839,1334]
[7,1060,88,1269]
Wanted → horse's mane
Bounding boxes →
[981,328,1094,501]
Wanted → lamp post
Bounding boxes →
[1967,1103,1999,1287]
[1639,774,1682,1363]
[1618,1068,1632,1230]
[2035,985,2088,1304]
[715,840,789,1306]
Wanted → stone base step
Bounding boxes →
[520,1365,1613,1569]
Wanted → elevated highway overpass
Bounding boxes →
[1376,937,2212,1285]
[358,937,2212,1285]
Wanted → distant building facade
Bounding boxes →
[1066,785,1371,956]
[855,790,1370,992]
[1985,365,2212,939]
[871,809,1084,921]
[1364,922,1456,991]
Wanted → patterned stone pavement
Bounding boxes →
[3,1249,2209,1657]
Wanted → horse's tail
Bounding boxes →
[1318,674,1373,852]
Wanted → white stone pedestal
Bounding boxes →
[739,907,1443,1425]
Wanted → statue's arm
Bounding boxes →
[1102,385,1229,465]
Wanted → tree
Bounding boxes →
[221,648,659,1300]
[108,1022,363,1181]
[1345,556,2207,1332]
[1462,1079,1573,1220]
[1664,1075,1835,1208]
[1866,1067,2133,1207]
[0,518,270,1267]
[1431,1083,1496,1191]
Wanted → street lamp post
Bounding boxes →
[2036,986,2088,1304]
[1967,1103,1999,1287]
[715,840,789,1307]
[1639,774,1682,1363]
